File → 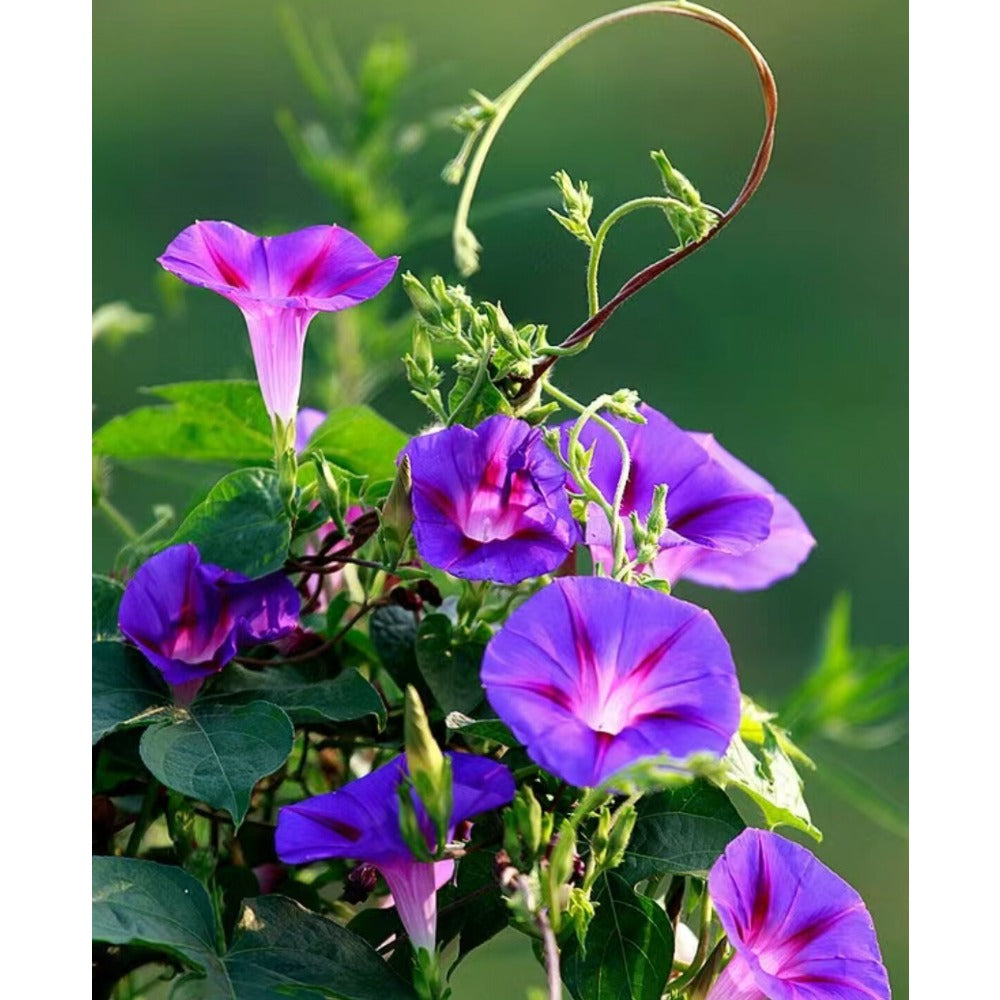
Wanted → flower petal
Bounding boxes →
[708,830,891,1000]
[482,578,740,787]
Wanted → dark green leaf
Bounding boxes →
[370,605,422,691]
[218,895,419,1000]
[415,614,485,715]
[92,642,171,745]
[139,701,294,826]
[93,575,125,640]
[439,853,508,974]
[308,406,408,481]
[562,872,673,1000]
[619,781,745,883]
[93,380,272,463]
[170,468,291,578]
[95,860,418,1000]
[201,665,386,730]
[92,856,219,972]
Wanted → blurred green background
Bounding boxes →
[94,0,907,994]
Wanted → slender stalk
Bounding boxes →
[667,890,715,995]
[449,1,777,392]
[98,497,138,542]
[586,196,679,316]
[543,382,634,578]
[537,906,563,1000]
[124,779,160,857]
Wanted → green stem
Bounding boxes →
[543,382,634,578]
[98,497,139,542]
[452,1,776,284]
[124,779,160,857]
[587,196,679,316]
[667,890,715,995]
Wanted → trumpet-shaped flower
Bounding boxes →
[707,829,890,1000]
[275,753,514,952]
[401,414,579,585]
[118,543,300,693]
[481,577,740,787]
[157,221,399,423]
[565,404,813,590]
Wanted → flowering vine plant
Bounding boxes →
[92,5,906,999]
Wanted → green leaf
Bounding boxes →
[201,665,387,730]
[139,701,294,826]
[415,614,485,715]
[206,895,419,1000]
[370,605,422,691]
[170,468,291,578]
[618,780,745,883]
[93,380,272,463]
[92,856,220,972]
[92,642,171,745]
[445,711,518,747]
[561,872,673,1000]
[446,370,511,427]
[782,593,908,749]
[719,731,822,841]
[94,859,418,1000]
[93,575,125,641]
[308,406,408,481]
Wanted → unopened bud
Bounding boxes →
[404,686,453,854]
[402,272,442,325]
[547,820,577,888]
[379,456,414,563]
[605,803,637,870]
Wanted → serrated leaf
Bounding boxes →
[139,701,294,826]
[415,614,485,715]
[561,872,673,1000]
[170,468,291,578]
[619,780,745,883]
[719,732,822,841]
[93,575,125,641]
[201,665,386,730]
[92,856,220,972]
[93,380,272,463]
[308,406,408,481]
[92,641,171,745]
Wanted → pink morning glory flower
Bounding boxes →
[707,829,891,1000]
[401,415,580,585]
[481,577,740,787]
[118,543,300,697]
[275,753,514,953]
[157,221,399,424]
[564,403,814,591]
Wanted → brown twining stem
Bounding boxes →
[516,3,777,400]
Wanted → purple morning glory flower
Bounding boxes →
[401,415,580,585]
[158,222,399,423]
[565,404,813,590]
[118,543,300,694]
[275,752,514,952]
[653,432,816,591]
[707,829,891,1000]
[480,577,740,787]
[295,407,327,453]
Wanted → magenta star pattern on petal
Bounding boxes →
[481,576,740,787]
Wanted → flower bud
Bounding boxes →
[379,456,414,564]
[605,802,637,870]
[402,272,443,326]
[403,686,453,855]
